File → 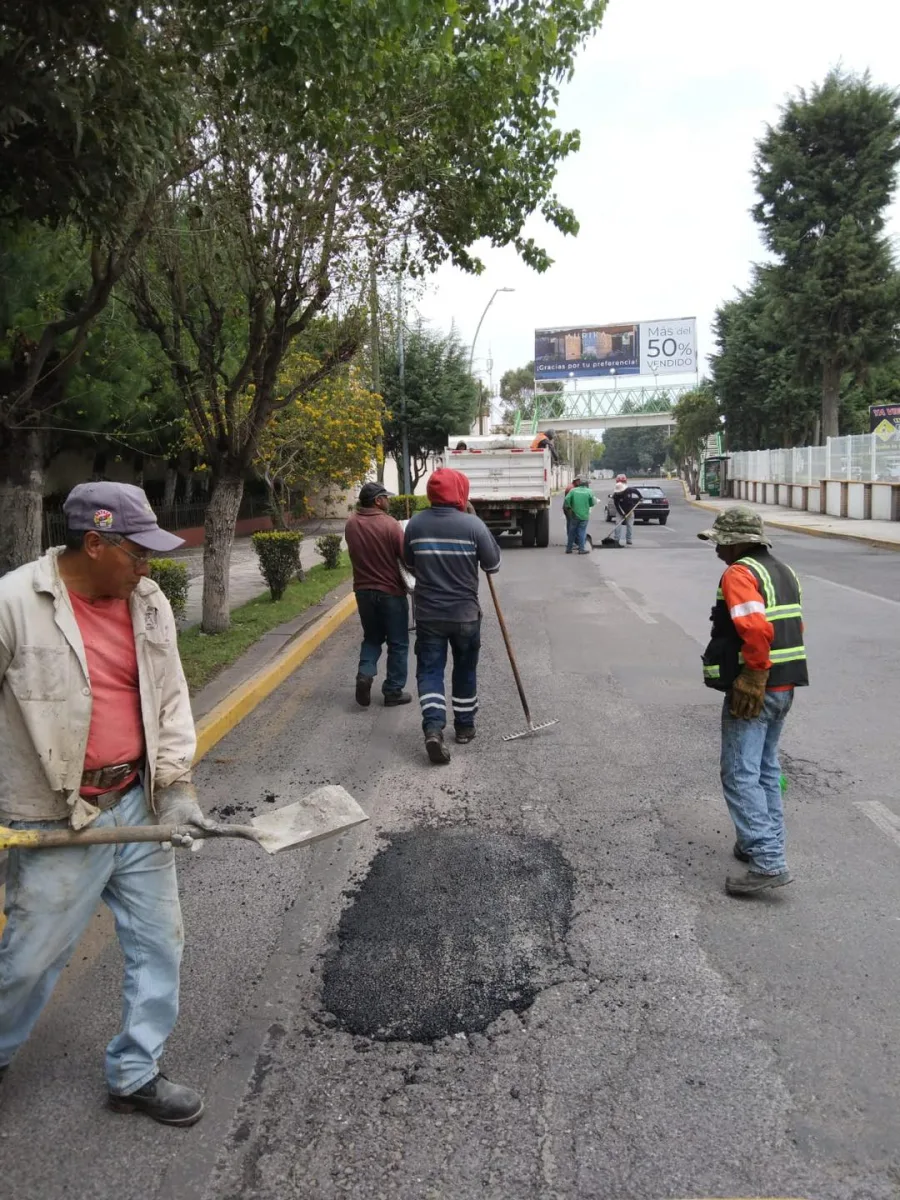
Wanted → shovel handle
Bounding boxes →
[486,573,532,725]
[0,823,260,852]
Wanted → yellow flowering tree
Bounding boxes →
[255,349,384,525]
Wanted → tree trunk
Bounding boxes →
[163,466,178,508]
[0,428,46,574]
[821,361,841,441]
[201,469,244,634]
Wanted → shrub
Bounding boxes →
[315,533,343,569]
[387,495,430,520]
[252,530,304,601]
[149,559,190,622]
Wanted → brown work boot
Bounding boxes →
[725,868,793,897]
[424,731,451,765]
[384,691,412,706]
[108,1073,204,1126]
[355,674,373,707]
[454,726,476,744]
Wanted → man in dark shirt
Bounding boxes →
[344,482,411,708]
[404,468,500,764]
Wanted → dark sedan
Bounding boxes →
[604,485,670,525]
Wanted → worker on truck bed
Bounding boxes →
[403,468,500,766]
[530,429,559,465]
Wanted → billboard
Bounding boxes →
[534,317,697,380]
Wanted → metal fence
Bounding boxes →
[730,434,900,485]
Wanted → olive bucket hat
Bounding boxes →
[697,506,772,548]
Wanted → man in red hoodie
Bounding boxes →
[403,468,501,764]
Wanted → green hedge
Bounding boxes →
[149,559,189,622]
[315,533,343,569]
[387,495,430,520]
[252,530,304,601]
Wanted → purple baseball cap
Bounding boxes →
[63,482,185,552]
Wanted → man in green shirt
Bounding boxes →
[563,480,596,554]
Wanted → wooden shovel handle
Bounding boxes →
[0,823,260,852]
[486,573,532,725]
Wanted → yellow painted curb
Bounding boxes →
[686,497,900,552]
[193,590,357,763]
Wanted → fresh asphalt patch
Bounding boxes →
[321,827,574,1042]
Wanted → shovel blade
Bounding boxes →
[250,785,368,854]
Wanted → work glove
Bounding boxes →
[729,668,769,720]
[155,781,219,851]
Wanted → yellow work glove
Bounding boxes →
[729,668,769,720]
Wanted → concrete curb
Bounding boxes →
[193,591,357,762]
[686,496,900,552]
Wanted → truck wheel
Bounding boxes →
[535,508,550,547]
[521,513,537,548]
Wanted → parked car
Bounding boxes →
[604,485,670,525]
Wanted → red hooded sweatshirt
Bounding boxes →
[426,467,470,511]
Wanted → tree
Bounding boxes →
[710,271,820,450]
[498,360,566,425]
[672,384,720,498]
[255,350,384,526]
[381,327,479,488]
[600,427,671,476]
[125,0,607,629]
[752,70,900,440]
[0,2,198,570]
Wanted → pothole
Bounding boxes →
[321,827,574,1042]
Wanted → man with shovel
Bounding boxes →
[0,482,213,1125]
[404,467,500,764]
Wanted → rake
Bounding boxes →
[486,573,558,742]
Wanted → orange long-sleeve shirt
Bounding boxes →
[720,562,773,672]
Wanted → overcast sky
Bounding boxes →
[417,0,900,417]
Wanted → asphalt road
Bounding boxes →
[3,482,900,1200]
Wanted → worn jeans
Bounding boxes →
[615,509,635,545]
[566,518,589,552]
[355,589,409,694]
[415,618,481,732]
[720,689,794,874]
[0,782,183,1094]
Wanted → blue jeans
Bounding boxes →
[615,510,634,545]
[720,689,794,874]
[355,589,409,694]
[415,618,481,732]
[566,518,589,552]
[0,782,183,1094]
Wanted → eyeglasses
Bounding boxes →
[99,533,153,565]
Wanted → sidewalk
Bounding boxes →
[689,493,900,550]
[175,522,347,626]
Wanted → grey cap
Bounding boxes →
[358,481,392,505]
[697,506,771,548]
[63,482,184,552]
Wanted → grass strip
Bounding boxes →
[179,554,352,693]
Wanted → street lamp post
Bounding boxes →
[469,287,514,435]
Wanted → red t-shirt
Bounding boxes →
[69,592,145,795]
[344,508,406,596]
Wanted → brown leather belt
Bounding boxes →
[81,760,143,807]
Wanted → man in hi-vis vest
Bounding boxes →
[699,507,808,896]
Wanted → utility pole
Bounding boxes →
[369,259,385,482]
[396,268,411,496]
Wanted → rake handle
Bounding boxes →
[486,572,532,726]
[0,823,259,852]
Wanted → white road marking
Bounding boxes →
[854,801,900,851]
[604,579,658,624]
[805,574,900,608]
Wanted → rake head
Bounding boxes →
[501,718,559,743]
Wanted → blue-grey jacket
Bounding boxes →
[403,506,500,623]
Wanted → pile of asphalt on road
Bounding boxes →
[322,828,574,1042]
